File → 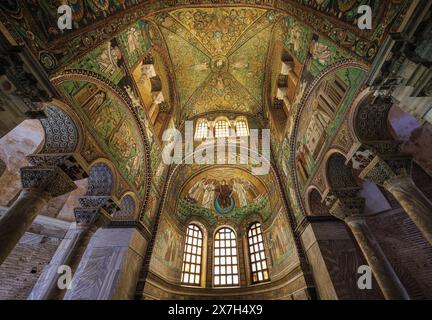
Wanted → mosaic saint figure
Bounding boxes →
[188,179,207,202]
[164,229,177,263]
[310,41,332,65]
[290,23,302,52]
[127,26,140,53]
[232,178,248,207]
[202,179,216,209]
[96,42,121,76]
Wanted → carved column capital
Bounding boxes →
[358,154,412,187]
[78,196,120,215]
[329,197,365,221]
[26,153,88,181]
[20,166,77,198]
[74,207,105,226]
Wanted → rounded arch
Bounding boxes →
[167,142,275,188]
[213,116,232,138]
[155,141,280,225]
[305,186,324,216]
[114,193,138,220]
[234,116,250,137]
[212,225,241,287]
[240,213,265,237]
[185,216,212,236]
[289,60,368,217]
[353,94,394,143]
[169,164,273,227]
[180,221,208,287]
[325,152,358,191]
[245,221,271,284]
[346,87,373,144]
[213,115,231,123]
[86,162,115,197]
[46,98,87,153]
[185,220,208,237]
[194,117,210,139]
[213,224,238,238]
[38,105,79,154]
[51,69,152,206]
[320,148,350,191]
[307,188,330,216]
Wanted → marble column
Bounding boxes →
[384,174,432,246]
[299,216,380,299]
[330,197,409,300]
[0,166,76,265]
[63,226,148,300]
[28,214,99,299]
[28,195,118,300]
[358,155,432,246]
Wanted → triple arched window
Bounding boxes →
[180,222,270,287]
[194,116,249,139]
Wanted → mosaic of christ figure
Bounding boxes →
[217,180,233,209]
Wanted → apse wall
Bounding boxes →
[141,165,310,300]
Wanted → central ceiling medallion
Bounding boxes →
[211,56,229,73]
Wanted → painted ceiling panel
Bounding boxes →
[169,7,266,56]
[150,7,276,118]
[186,72,260,117]
[158,27,211,107]
[229,25,273,105]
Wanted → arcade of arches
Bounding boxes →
[0,1,431,300]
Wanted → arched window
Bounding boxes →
[181,224,204,286]
[195,118,209,139]
[235,118,249,137]
[247,222,269,283]
[214,120,230,138]
[213,227,239,287]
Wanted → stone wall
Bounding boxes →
[142,267,309,300]
[300,218,383,300]
[0,210,70,300]
[367,209,432,299]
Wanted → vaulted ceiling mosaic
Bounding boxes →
[149,8,281,118]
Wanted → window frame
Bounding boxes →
[195,118,210,139]
[214,118,231,138]
[181,223,205,287]
[235,117,250,137]
[213,226,240,288]
[247,222,270,284]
